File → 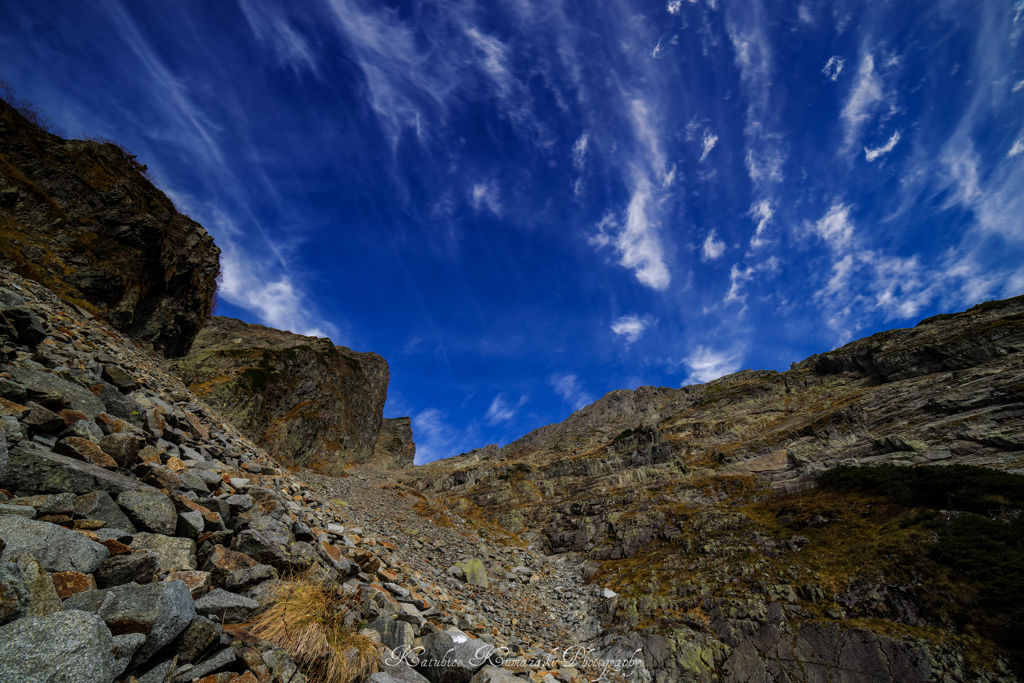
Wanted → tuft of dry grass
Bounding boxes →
[249,574,381,683]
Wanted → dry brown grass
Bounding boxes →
[249,574,381,683]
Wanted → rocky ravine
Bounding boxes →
[0,264,619,683]
[402,296,1024,682]
[171,315,399,474]
[0,99,220,357]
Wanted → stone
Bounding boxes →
[372,615,417,652]
[177,510,205,539]
[460,559,489,588]
[111,632,147,678]
[469,666,523,683]
[170,646,235,682]
[95,385,147,429]
[194,588,259,623]
[15,554,63,617]
[23,403,66,433]
[0,377,27,403]
[137,659,176,683]
[417,629,494,683]
[0,561,30,625]
[75,491,137,532]
[234,529,293,571]
[54,436,119,469]
[175,615,222,662]
[2,447,153,497]
[94,550,160,588]
[52,571,97,599]
[131,532,197,573]
[60,418,104,442]
[0,609,117,683]
[179,470,214,494]
[0,502,36,517]
[225,493,253,512]
[100,432,143,468]
[0,515,109,573]
[63,579,196,667]
[102,364,137,391]
[144,465,183,491]
[117,490,177,535]
[9,367,106,419]
[166,570,212,599]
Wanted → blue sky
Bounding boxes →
[3,0,1023,463]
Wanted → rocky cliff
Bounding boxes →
[372,416,416,469]
[170,316,390,473]
[0,99,220,357]
[401,295,1024,681]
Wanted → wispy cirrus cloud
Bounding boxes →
[412,408,480,464]
[822,56,845,81]
[701,229,726,261]
[865,130,901,162]
[591,178,672,290]
[550,374,594,411]
[1009,138,1024,158]
[841,53,887,151]
[611,314,654,344]
[683,346,743,384]
[814,203,855,248]
[699,129,718,162]
[748,199,773,247]
[485,393,528,425]
[572,132,589,168]
[238,0,318,75]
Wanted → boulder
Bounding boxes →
[22,403,66,433]
[194,588,259,623]
[117,490,177,535]
[460,559,489,588]
[165,570,212,599]
[15,554,64,617]
[111,633,146,678]
[174,615,222,662]
[52,571,97,599]
[63,579,196,667]
[417,629,495,683]
[0,609,117,683]
[131,532,197,573]
[94,550,160,588]
[100,432,143,468]
[0,515,109,573]
[8,367,105,418]
[75,491,137,532]
[170,646,235,682]
[0,561,30,625]
[469,666,523,683]
[2,447,153,497]
[54,437,118,469]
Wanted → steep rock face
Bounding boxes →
[171,316,389,472]
[0,100,220,357]
[372,417,416,469]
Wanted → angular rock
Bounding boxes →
[95,550,160,588]
[166,570,212,599]
[459,559,488,588]
[469,666,523,683]
[0,502,36,517]
[15,554,63,617]
[100,432,143,468]
[111,632,146,678]
[75,490,137,532]
[0,609,117,683]
[54,437,118,469]
[117,490,177,535]
[2,447,153,497]
[0,561,30,625]
[0,515,109,573]
[234,529,292,571]
[417,629,494,683]
[143,465,183,492]
[372,615,416,653]
[102,365,137,391]
[63,579,196,667]
[176,510,205,539]
[23,403,66,433]
[194,588,259,623]
[131,532,197,573]
[171,646,235,682]
[52,571,97,599]
[8,367,106,418]
[174,615,222,663]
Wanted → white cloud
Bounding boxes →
[667,0,682,14]
[865,130,901,162]
[841,54,885,150]
[611,315,654,344]
[699,129,718,162]
[683,346,743,384]
[798,3,814,25]
[470,181,502,216]
[822,56,845,81]
[748,199,774,247]
[550,374,593,411]
[612,178,672,290]
[572,132,589,169]
[484,393,528,425]
[814,203,855,248]
[724,263,756,304]
[238,0,317,75]
[219,247,335,339]
[1009,138,1024,158]
[411,408,479,464]
[629,99,668,181]
[701,229,726,261]
[1012,79,1024,93]
[651,39,664,59]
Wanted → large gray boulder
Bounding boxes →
[130,532,197,573]
[16,553,64,617]
[417,629,495,683]
[193,588,259,623]
[0,609,117,683]
[1,447,154,497]
[0,515,109,573]
[0,561,30,625]
[8,367,106,419]
[117,490,177,535]
[75,490,137,532]
[63,580,196,668]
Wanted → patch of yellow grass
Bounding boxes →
[249,575,381,683]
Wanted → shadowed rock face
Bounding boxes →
[0,100,220,357]
[372,417,416,470]
[171,316,390,472]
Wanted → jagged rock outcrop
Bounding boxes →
[372,417,416,469]
[0,100,220,357]
[170,316,390,472]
